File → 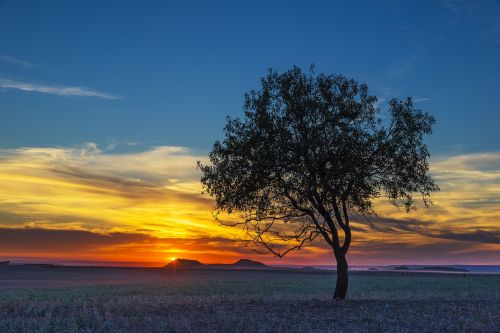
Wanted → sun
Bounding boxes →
[170,257,177,262]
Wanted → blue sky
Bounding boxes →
[1,0,499,154]
[1,1,500,265]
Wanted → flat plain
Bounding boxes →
[0,265,498,333]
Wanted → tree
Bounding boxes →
[198,66,438,299]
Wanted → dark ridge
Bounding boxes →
[164,259,203,269]
[26,263,60,268]
[419,266,469,272]
[0,261,9,265]
[393,266,409,270]
[232,259,266,267]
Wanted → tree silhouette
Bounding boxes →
[198,66,438,299]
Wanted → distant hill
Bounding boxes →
[163,258,267,270]
[232,259,266,267]
[419,266,469,272]
[393,266,409,270]
[164,259,203,270]
[0,261,9,265]
[392,265,469,273]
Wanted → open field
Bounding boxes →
[0,265,499,333]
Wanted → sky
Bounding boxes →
[0,0,499,266]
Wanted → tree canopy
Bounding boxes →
[199,66,438,298]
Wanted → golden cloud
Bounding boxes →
[0,145,499,265]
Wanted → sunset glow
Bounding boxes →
[1,1,499,268]
[0,145,498,266]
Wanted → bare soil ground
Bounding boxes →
[0,265,498,332]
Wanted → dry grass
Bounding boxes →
[0,268,499,332]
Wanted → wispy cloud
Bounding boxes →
[0,54,40,68]
[0,78,122,100]
[441,0,484,26]
[386,30,427,79]
[429,229,500,245]
[387,55,417,78]
[485,14,500,45]
[441,0,500,45]
[413,97,430,102]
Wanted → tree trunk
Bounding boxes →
[333,251,348,299]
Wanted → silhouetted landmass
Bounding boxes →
[0,261,9,265]
[164,258,267,270]
[420,266,469,272]
[301,267,316,271]
[368,268,378,271]
[232,259,266,267]
[164,259,203,270]
[393,266,409,270]
[23,263,61,268]
[392,265,469,272]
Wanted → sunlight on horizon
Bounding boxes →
[0,145,498,265]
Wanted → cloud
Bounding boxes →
[0,78,122,99]
[486,14,500,45]
[349,238,500,265]
[428,230,500,244]
[340,151,500,264]
[0,144,207,189]
[387,55,417,78]
[352,214,431,234]
[0,54,40,68]
[441,0,500,44]
[0,228,152,251]
[0,144,218,240]
[0,227,259,264]
[386,33,426,79]
[352,215,500,246]
[441,0,485,25]
[413,97,430,102]
[0,145,499,265]
[0,206,115,230]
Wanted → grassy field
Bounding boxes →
[0,266,499,332]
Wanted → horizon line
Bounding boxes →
[3,258,499,268]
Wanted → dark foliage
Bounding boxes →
[199,66,438,298]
